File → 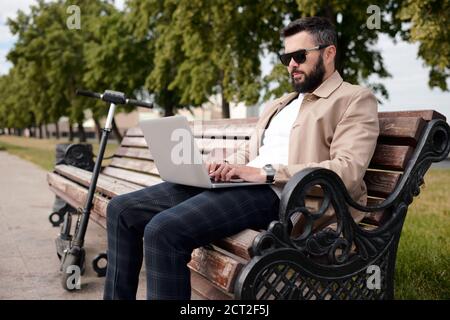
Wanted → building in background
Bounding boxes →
[39,95,262,140]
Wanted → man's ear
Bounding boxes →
[325,45,337,65]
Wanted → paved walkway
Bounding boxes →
[0,151,147,299]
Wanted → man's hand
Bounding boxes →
[206,162,266,183]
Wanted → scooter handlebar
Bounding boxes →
[76,89,153,109]
[126,98,153,109]
[76,89,102,99]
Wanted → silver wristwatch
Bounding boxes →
[262,164,276,183]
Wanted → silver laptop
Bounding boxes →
[139,116,272,188]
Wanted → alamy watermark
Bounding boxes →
[65,265,81,290]
[167,124,259,165]
[366,264,381,290]
[66,5,81,30]
[366,5,381,30]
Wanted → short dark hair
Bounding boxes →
[282,16,337,47]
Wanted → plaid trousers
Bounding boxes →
[103,181,280,300]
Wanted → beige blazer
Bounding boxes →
[225,71,379,230]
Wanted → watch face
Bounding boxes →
[263,165,275,181]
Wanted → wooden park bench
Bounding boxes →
[47,110,450,299]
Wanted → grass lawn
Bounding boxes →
[0,135,448,299]
[0,135,119,171]
[395,169,450,299]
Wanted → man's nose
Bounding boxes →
[288,57,299,68]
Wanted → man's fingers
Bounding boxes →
[207,162,218,174]
[211,163,227,181]
[207,162,216,173]
[224,168,237,181]
[221,166,233,181]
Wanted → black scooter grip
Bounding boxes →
[126,98,153,109]
[76,89,102,99]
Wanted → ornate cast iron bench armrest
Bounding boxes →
[234,119,450,300]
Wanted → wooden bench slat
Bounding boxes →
[196,139,245,154]
[115,146,153,160]
[193,127,253,139]
[364,170,402,198]
[110,157,159,175]
[378,110,446,121]
[213,229,259,261]
[188,247,243,293]
[126,119,258,138]
[378,117,426,146]
[126,126,254,139]
[102,167,162,187]
[360,197,385,226]
[120,136,246,154]
[369,144,414,171]
[47,172,110,223]
[121,137,147,148]
[191,271,233,300]
[54,164,141,198]
[191,118,259,126]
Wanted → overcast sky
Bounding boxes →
[1,0,448,120]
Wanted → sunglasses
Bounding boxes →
[278,44,331,66]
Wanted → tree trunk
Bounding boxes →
[111,117,123,143]
[55,122,60,139]
[68,123,74,142]
[93,117,102,143]
[164,106,174,117]
[78,122,86,143]
[221,92,230,119]
[17,128,22,136]
[38,125,43,139]
[44,123,50,139]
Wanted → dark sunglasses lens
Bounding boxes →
[279,54,290,66]
[292,51,306,64]
[279,51,306,66]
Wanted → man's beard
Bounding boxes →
[291,54,326,93]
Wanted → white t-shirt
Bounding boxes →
[247,94,304,197]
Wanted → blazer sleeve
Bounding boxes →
[273,88,379,196]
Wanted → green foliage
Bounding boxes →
[0,0,448,129]
[397,0,450,90]
[5,0,118,128]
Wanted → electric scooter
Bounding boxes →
[58,89,153,291]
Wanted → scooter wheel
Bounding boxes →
[49,211,64,227]
[92,252,108,277]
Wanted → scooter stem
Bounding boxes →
[72,103,115,247]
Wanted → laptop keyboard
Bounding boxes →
[210,177,245,183]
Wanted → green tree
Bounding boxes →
[132,0,292,117]
[0,70,34,134]
[7,0,122,142]
[83,5,154,140]
[125,0,188,117]
[397,0,449,90]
